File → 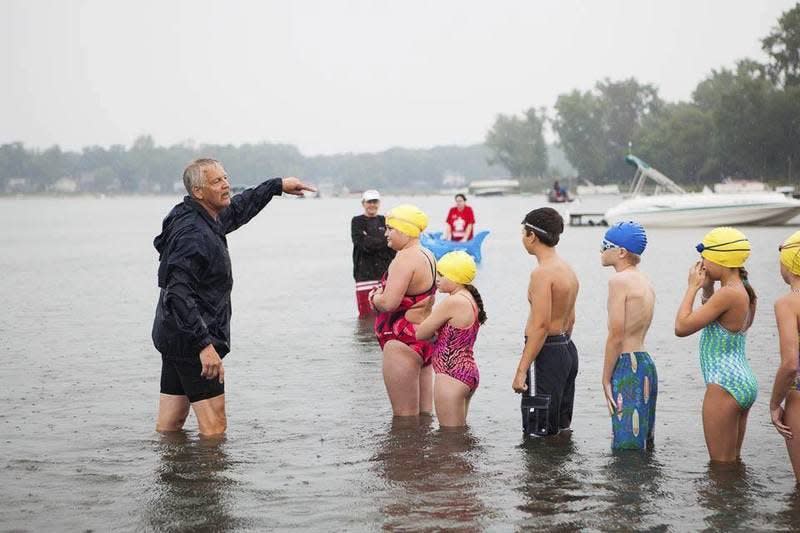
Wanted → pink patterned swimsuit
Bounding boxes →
[432,303,480,391]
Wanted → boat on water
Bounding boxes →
[468,179,520,196]
[604,155,800,227]
[546,180,574,203]
[420,230,490,263]
[547,190,574,203]
[712,179,767,194]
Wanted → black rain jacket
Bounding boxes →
[151,178,282,359]
[351,214,395,282]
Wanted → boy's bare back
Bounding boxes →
[530,256,579,335]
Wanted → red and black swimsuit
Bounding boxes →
[374,251,437,365]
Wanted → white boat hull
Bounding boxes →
[605,193,800,227]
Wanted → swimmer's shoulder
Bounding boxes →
[608,271,629,287]
[775,293,800,315]
[446,291,474,313]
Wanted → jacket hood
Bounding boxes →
[154,197,217,256]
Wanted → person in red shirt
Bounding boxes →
[444,194,475,241]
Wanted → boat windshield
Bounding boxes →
[625,155,686,196]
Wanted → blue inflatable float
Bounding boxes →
[420,230,490,263]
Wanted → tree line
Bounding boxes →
[0,135,519,194]
[486,2,800,187]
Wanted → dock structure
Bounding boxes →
[568,212,607,227]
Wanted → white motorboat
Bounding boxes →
[604,156,800,227]
[713,179,767,194]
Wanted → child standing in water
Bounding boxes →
[416,251,486,427]
[600,221,657,450]
[675,227,757,462]
[770,230,800,483]
[370,204,436,417]
[512,208,580,437]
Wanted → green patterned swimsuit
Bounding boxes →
[698,320,757,410]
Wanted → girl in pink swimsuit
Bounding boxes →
[417,251,486,427]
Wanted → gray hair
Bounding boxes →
[183,158,221,197]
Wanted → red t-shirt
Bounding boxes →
[446,206,475,241]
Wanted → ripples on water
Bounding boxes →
[2,194,800,530]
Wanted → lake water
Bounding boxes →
[3,193,800,531]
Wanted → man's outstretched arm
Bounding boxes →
[221,177,316,233]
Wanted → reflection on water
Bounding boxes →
[598,450,668,531]
[516,432,591,529]
[775,487,800,530]
[145,432,241,532]
[696,461,761,531]
[372,417,486,531]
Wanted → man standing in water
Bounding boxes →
[152,158,314,436]
[513,208,580,437]
[351,190,395,318]
[600,221,657,450]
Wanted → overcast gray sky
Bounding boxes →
[1,0,796,154]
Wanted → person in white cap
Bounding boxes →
[351,190,396,317]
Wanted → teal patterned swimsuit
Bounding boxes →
[611,351,658,450]
[698,321,757,410]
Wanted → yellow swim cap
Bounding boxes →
[697,227,750,268]
[437,251,477,285]
[780,230,800,276]
[386,204,428,238]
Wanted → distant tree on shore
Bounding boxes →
[762,3,800,88]
[485,107,549,185]
[553,78,662,182]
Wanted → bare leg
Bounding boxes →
[702,385,743,462]
[465,389,475,418]
[735,408,750,460]
[383,340,423,416]
[419,365,434,415]
[434,374,470,427]
[784,391,800,484]
[156,394,190,432]
[191,394,227,436]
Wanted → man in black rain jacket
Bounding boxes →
[351,189,395,317]
[152,158,314,436]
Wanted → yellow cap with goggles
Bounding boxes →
[696,227,750,268]
[437,251,477,285]
[780,230,800,276]
[386,204,428,238]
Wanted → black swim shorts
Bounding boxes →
[160,354,225,403]
[524,334,579,435]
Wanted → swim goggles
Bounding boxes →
[601,239,619,252]
[779,242,800,252]
[523,222,550,236]
[695,239,750,253]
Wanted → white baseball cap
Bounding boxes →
[362,189,381,201]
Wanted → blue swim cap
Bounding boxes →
[604,221,647,255]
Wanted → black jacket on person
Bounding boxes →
[351,214,395,282]
[152,178,282,359]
